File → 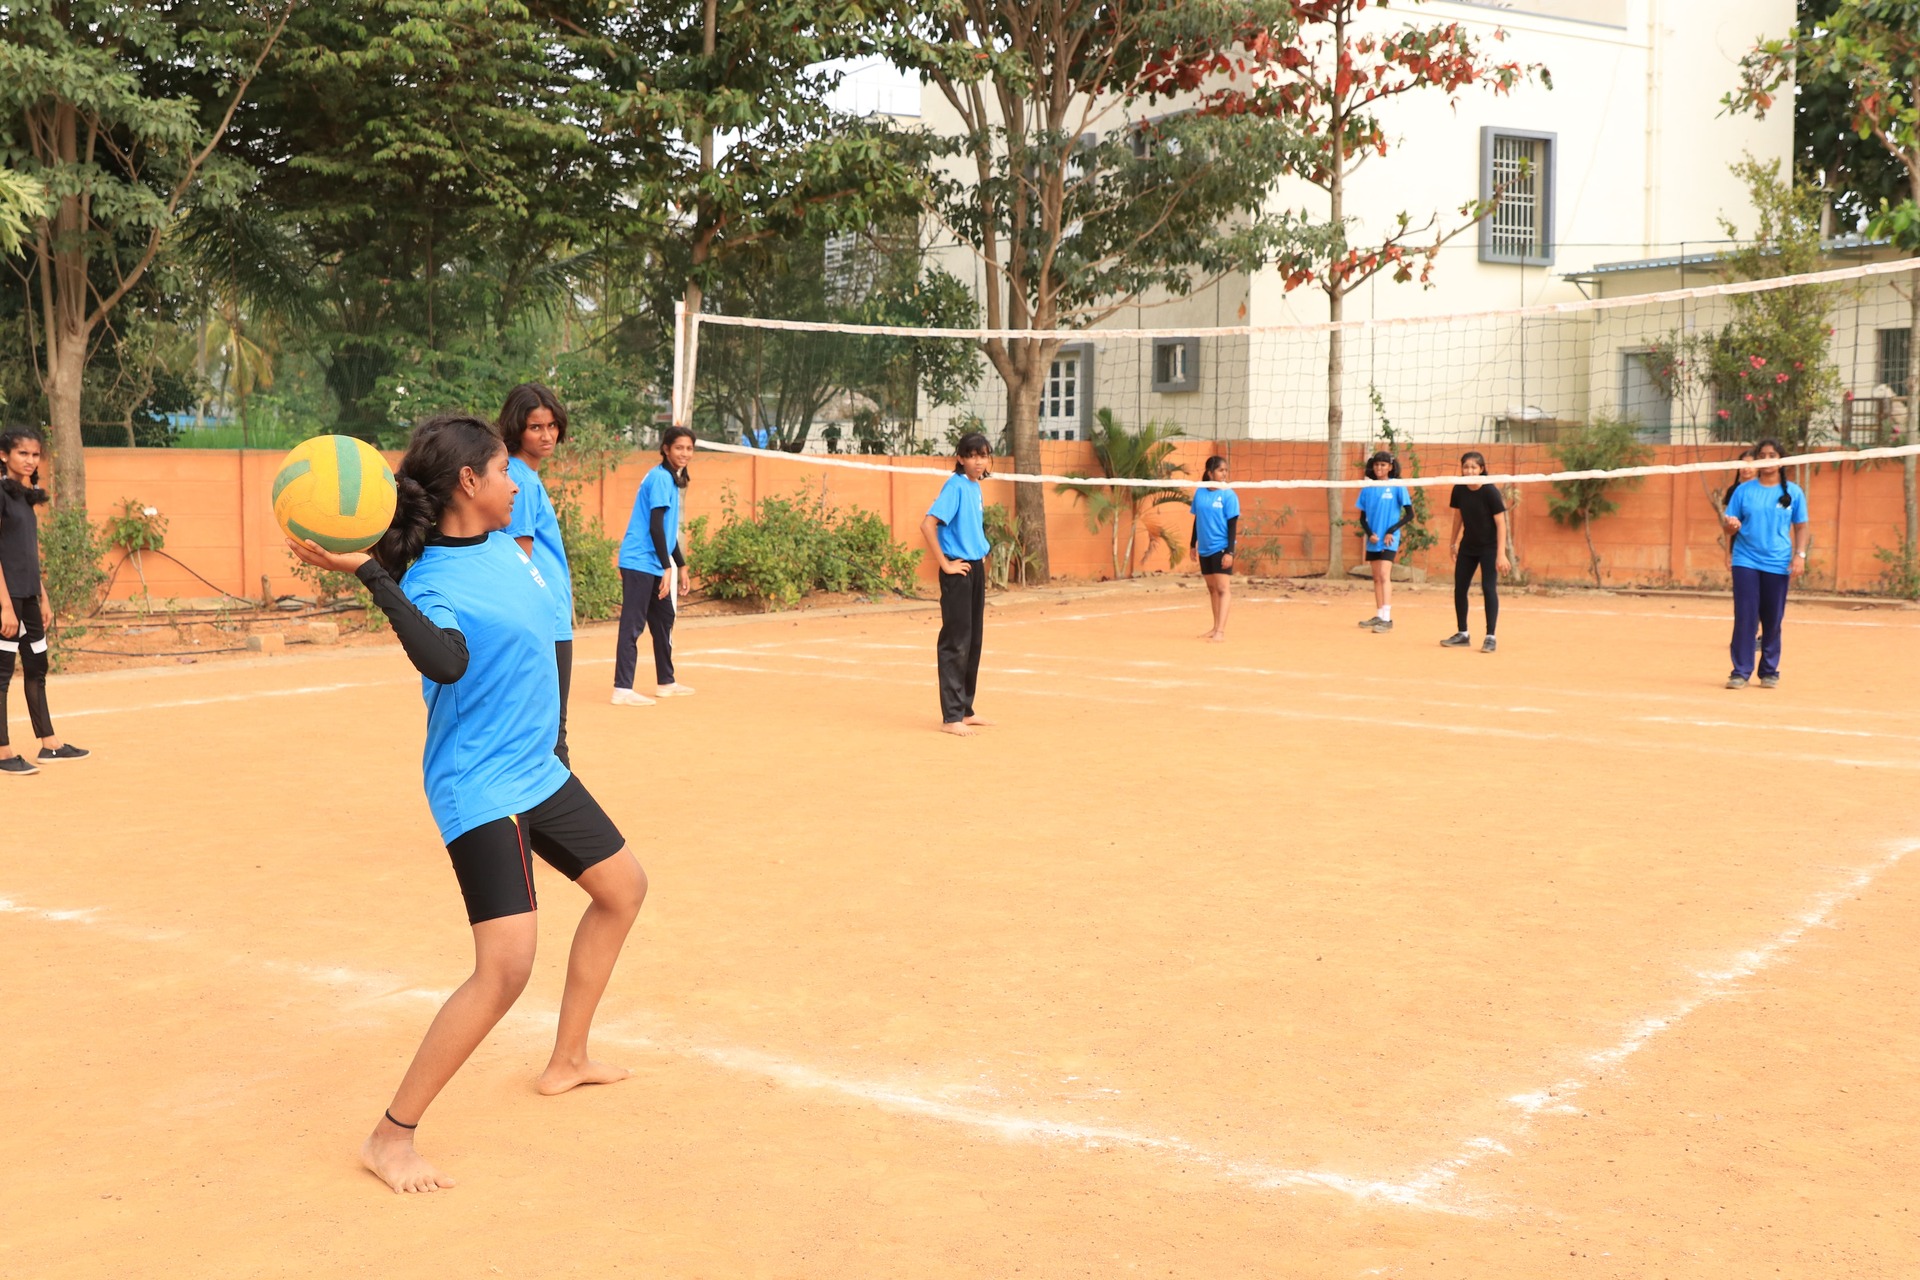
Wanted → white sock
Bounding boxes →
[1380,606,1392,622]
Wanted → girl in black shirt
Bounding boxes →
[1440,451,1510,653]
[0,429,88,774]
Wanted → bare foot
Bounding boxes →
[536,1058,632,1096]
[940,721,978,737]
[361,1124,455,1194]
[1207,633,1227,643]
[962,714,996,727]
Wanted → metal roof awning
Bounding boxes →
[1566,235,1893,281]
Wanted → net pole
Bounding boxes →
[683,308,704,431]
[671,298,685,427]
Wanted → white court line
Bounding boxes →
[1641,715,1920,743]
[58,680,401,719]
[0,890,1466,1213]
[1525,605,1918,630]
[8,837,1912,1214]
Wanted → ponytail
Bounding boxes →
[370,415,504,576]
[0,428,48,502]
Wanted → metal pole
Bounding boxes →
[672,299,686,427]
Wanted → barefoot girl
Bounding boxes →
[1719,438,1808,689]
[1190,455,1239,642]
[1354,451,1412,633]
[920,432,993,736]
[499,384,576,764]
[1440,451,1510,653]
[288,415,647,1194]
[612,426,695,705]
[0,429,88,775]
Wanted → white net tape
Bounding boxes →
[695,437,1920,491]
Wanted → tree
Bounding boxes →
[562,2,926,412]
[1056,409,1188,578]
[1546,417,1651,588]
[1787,0,1908,231]
[1218,0,1548,577]
[877,0,1303,582]
[2,0,291,504]
[1728,1,1920,565]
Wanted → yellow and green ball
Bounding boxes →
[272,435,397,553]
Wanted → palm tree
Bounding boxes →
[1056,409,1189,578]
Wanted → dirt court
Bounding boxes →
[5,580,1918,1278]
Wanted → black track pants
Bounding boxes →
[614,569,675,689]
[0,595,53,746]
[1453,546,1500,635]
[936,562,986,723]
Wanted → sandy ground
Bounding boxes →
[4,580,1917,1278]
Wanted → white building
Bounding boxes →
[914,0,1803,444]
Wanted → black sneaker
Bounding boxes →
[1358,616,1383,628]
[1758,674,1780,689]
[1440,632,1471,648]
[1481,636,1498,654]
[36,744,90,762]
[1371,618,1393,633]
[0,755,38,776]
[1726,674,1749,689]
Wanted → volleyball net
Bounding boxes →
[672,260,1920,590]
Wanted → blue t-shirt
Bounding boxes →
[928,472,990,561]
[401,532,571,844]
[504,456,574,642]
[1355,484,1412,552]
[1190,485,1241,556]
[618,464,682,575]
[1725,478,1808,574]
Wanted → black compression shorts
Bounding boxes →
[1364,549,1398,563]
[444,774,625,924]
[1199,551,1232,576]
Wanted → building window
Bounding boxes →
[1620,349,1671,440]
[1042,352,1080,440]
[1479,128,1555,266]
[1152,337,1199,393]
[1879,327,1911,397]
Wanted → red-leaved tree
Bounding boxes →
[1207,0,1549,576]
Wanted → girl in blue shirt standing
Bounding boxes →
[920,432,994,736]
[1189,455,1240,642]
[1719,438,1809,689]
[613,426,696,705]
[1354,450,1412,633]
[498,383,576,764]
[288,415,647,1195]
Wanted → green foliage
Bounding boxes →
[1369,387,1437,558]
[1875,542,1920,599]
[684,485,920,610]
[1643,159,1842,448]
[982,502,1039,589]
[1056,409,1188,578]
[0,166,48,257]
[102,499,167,556]
[38,506,109,669]
[1547,417,1654,587]
[553,491,622,623]
[1728,1,1920,252]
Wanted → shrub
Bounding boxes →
[686,485,920,609]
[287,560,386,631]
[1548,416,1653,587]
[40,506,109,670]
[554,490,622,622]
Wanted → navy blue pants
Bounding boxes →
[614,568,675,689]
[1729,566,1789,680]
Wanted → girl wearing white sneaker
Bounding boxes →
[612,427,696,704]
[0,429,88,776]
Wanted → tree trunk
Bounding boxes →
[1324,298,1345,578]
[1905,270,1919,557]
[46,321,88,507]
[1584,513,1601,588]
[1007,341,1050,583]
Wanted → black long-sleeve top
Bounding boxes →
[649,506,687,571]
[354,559,469,684]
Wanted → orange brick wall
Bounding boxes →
[74,443,1914,601]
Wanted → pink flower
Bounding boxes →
[1793,361,1804,371]
[1739,371,1748,380]
[1716,409,1731,419]
[1844,390,1855,401]
[1744,393,1755,401]
[1775,372,1790,384]
[1749,355,1767,369]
